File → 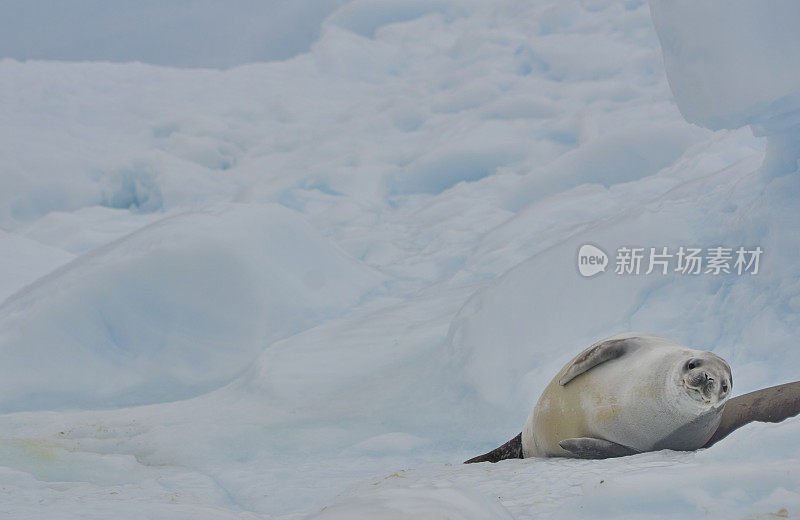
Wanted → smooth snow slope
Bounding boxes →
[0,0,797,518]
[0,204,384,412]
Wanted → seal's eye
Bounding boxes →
[687,362,696,370]
[721,383,728,393]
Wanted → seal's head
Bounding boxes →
[679,352,732,407]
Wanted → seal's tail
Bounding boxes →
[464,433,523,464]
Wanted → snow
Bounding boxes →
[649,0,800,133]
[649,0,800,176]
[0,229,74,300]
[338,419,800,520]
[307,482,515,519]
[0,204,384,413]
[0,0,349,68]
[0,0,797,518]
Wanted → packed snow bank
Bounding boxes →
[0,204,384,413]
[0,0,348,68]
[650,0,800,175]
[649,0,800,131]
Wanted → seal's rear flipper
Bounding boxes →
[704,380,800,448]
[464,433,523,463]
[559,437,639,459]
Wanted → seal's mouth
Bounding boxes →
[683,378,712,403]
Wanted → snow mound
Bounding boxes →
[650,0,800,174]
[0,203,383,413]
[649,0,800,132]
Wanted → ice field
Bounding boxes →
[0,0,799,518]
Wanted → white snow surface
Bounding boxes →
[649,0,800,133]
[0,204,384,413]
[0,0,798,518]
[0,0,350,68]
[649,0,800,177]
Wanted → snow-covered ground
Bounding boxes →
[0,0,798,518]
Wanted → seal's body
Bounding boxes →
[521,333,732,458]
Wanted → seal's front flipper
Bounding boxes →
[559,338,636,386]
[559,437,639,459]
